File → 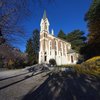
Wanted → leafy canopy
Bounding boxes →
[84,0,100,58]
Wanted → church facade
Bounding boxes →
[39,11,78,65]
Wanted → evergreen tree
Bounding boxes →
[84,0,100,58]
[57,30,66,39]
[32,29,40,64]
[66,30,86,53]
[26,38,34,65]
[26,29,40,65]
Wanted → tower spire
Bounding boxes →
[43,10,47,20]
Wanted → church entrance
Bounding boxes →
[71,56,74,63]
[45,56,47,62]
[44,52,47,62]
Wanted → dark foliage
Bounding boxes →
[0,55,3,68]
[26,29,40,65]
[57,29,66,39]
[49,59,56,66]
[66,30,86,53]
[84,0,100,59]
[0,44,28,69]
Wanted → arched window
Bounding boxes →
[66,45,68,53]
[64,44,66,55]
[55,41,56,50]
[54,40,58,55]
[49,40,52,55]
[60,42,63,56]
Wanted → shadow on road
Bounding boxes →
[0,71,47,90]
[23,71,100,100]
[0,72,29,81]
[0,67,35,81]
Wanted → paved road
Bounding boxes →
[0,67,100,100]
[0,67,50,100]
[23,71,100,100]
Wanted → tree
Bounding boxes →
[26,38,34,65]
[26,29,39,65]
[0,0,54,43]
[0,29,5,45]
[0,55,3,68]
[66,30,86,53]
[57,29,66,39]
[49,59,56,66]
[0,0,30,39]
[32,29,40,64]
[84,0,100,58]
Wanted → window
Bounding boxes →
[66,45,68,53]
[60,42,63,55]
[49,40,52,55]
[64,44,66,55]
[50,51,51,55]
[44,22,47,30]
[55,41,56,50]
[61,52,62,56]
[55,51,57,55]
[44,33,47,37]
[71,56,74,63]
[54,40,58,56]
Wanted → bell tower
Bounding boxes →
[40,10,50,34]
[39,10,50,64]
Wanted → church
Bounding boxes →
[39,11,78,65]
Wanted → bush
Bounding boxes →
[0,56,3,68]
[56,56,100,76]
[57,64,80,68]
[0,60,3,68]
[49,59,56,66]
[81,56,100,70]
[14,59,28,69]
[7,59,15,69]
[57,64,82,72]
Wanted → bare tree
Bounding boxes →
[0,0,54,43]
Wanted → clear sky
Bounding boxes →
[12,0,92,52]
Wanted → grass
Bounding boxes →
[58,65,100,77]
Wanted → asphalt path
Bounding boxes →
[0,67,100,100]
[23,71,100,100]
[0,66,50,100]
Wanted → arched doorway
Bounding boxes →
[44,52,47,62]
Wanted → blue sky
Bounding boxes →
[12,0,92,52]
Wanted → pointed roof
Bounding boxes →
[43,10,47,20]
[67,49,75,54]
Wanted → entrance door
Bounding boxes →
[45,56,47,62]
[71,56,74,63]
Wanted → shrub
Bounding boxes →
[7,59,15,69]
[81,56,100,70]
[0,60,3,68]
[0,56,3,68]
[56,56,100,76]
[49,59,56,66]
[14,59,27,69]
